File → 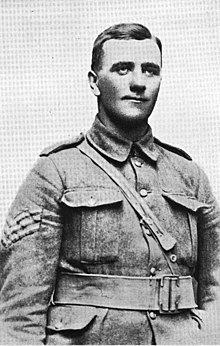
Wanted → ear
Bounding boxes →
[88,70,100,96]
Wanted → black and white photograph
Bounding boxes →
[1,0,220,344]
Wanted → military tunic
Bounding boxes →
[0,115,220,344]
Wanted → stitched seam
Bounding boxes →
[48,156,65,191]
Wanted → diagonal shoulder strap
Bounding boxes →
[77,139,180,274]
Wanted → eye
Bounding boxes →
[146,69,155,76]
[110,62,133,75]
[143,67,160,76]
[117,67,129,75]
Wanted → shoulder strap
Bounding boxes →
[40,133,84,157]
[154,137,192,160]
[77,139,181,275]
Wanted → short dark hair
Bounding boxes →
[91,23,162,72]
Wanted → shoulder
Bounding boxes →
[154,137,192,161]
[154,137,205,194]
[39,133,85,157]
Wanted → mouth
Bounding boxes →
[122,96,149,103]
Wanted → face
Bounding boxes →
[89,39,162,130]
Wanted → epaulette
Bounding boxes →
[40,132,85,157]
[154,137,192,160]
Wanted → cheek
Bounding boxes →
[149,79,161,92]
[147,82,161,99]
[99,77,125,98]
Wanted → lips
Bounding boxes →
[122,96,149,102]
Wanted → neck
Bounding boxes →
[98,112,149,142]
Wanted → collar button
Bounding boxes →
[134,158,144,167]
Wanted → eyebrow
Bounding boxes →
[110,61,134,72]
[142,62,161,74]
[109,61,161,73]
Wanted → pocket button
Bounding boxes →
[149,311,157,320]
[88,196,96,206]
[54,321,63,330]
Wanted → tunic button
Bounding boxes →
[170,254,177,262]
[134,158,143,167]
[149,311,157,320]
[150,267,156,276]
[140,189,148,197]
[143,227,151,236]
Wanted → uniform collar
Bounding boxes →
[86,115,159,163]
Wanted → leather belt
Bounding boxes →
[53,273,197,314]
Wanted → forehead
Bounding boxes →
[102,39,161,67]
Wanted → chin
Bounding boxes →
[123,110,150,121]
[116,113,149,127]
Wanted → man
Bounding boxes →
[0,23,220,345]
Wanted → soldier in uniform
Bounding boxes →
[0,23,220,345]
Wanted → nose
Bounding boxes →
[130,70,146,93]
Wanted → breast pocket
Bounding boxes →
[162,192,209,266]
[61,187,123,264]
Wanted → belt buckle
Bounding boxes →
[159,275,180,314]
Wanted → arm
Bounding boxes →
[195,167,220,343]
[0,156,64,345]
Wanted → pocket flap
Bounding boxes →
[61,188,123,208]
[47,305,97,331]
[163,193,209,212]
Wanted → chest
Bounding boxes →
[58,150,203,275]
